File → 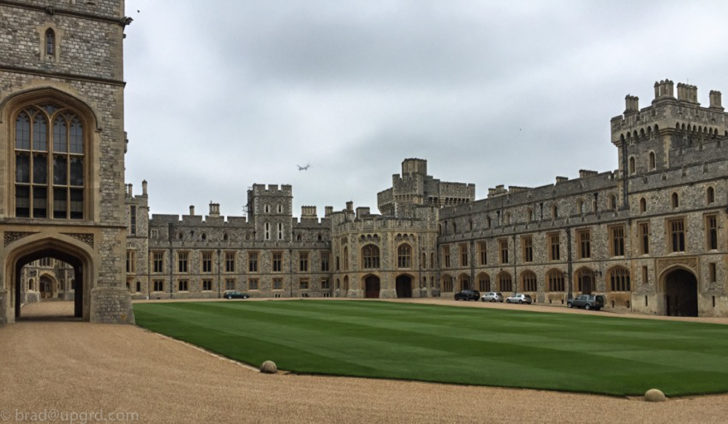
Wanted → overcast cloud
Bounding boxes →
[123,0,728,218]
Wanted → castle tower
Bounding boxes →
[377,158,475,216]
[0,1,134,324]
[610,79,728,209]
[247,184,293,242]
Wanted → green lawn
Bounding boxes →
[133,300,728,396]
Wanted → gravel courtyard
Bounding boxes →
[1,300,726,424]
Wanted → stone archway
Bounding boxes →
[5,236,93,322]
[14,248,84,319]
[663,268,698,317]
[364,275,380,298]
[395,275,412,298]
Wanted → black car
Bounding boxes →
[223,290,250,299]
[567,294,605,310]
[454,289,481,301]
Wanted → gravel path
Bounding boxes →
[1,301,726,424]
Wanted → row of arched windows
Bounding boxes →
[638,186,715,213]
[441,267,632,293]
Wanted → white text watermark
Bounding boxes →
[0,408,139,424]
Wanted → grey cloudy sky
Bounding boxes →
[123,0,728,218]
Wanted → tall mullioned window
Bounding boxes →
[639,222,650,254]
[669,218,686,252]
[177,252,188,273]
[397,244,411,268]
[248,252,258,272]
[707,215,718,250]
[577,229,591,259]
[225,252,235,272]
[549,233,560,261]
[499,239,508,264]
[478,242,487,265]
[320,252,329,272]
[153,252,164,273]
[299,251,309,272]
[272,252,282,272]
[522,236,533,263]
[459,244,468,267]
[129,205,136,235]
[610,226,625,256]
[15,104,85,219]
[202,251,213,273]
[362,245,380,269]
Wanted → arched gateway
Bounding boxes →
[395,275,412,298]
[663,268,698,317]
[364,275,380,298]
[7,236,90,319]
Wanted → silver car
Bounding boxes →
[481,291,504,302]
[505,293,533,304]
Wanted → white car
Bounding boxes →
[481,292,504,302]
[505,293,532,304]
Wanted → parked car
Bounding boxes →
[567,294,605,310]
[454,289,481,301]
[505,293,532,304]
[223,290,250,299]
[481,292,504,302]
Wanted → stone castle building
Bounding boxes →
[0,0,134,324]
[121,80,728,317]
[3,3,726,322]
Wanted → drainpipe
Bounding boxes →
[512,233,517,296]
[217,248,222,298]
[289,248,294,298]
[168,223,174,299]
[567,227,573,301]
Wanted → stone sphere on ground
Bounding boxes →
[645,388,666,402]
[260,360,278,374]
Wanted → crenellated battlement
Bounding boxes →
[250,183,293,195]
[611,79,728,146]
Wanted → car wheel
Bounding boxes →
[585,304,591,310]
[567,303,573,308]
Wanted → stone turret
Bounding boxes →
[677,83,698,103]
[710,90,723,110]
[654,79,674,101]
[624,95,639,114]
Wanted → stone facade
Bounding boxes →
[439,80,728,317]
[126,81,728,318]
[0,0,133,324]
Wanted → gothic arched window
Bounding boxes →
[362,244,380,269]
[14,103,85,219]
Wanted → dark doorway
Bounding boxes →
[665,269,698,317]
[396,275,412,298]
[14,248,83,320]
[578,271,594,295]
[459,276,471,291]
[364,276,380,298]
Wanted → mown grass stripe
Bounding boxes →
[134,300,728,396]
